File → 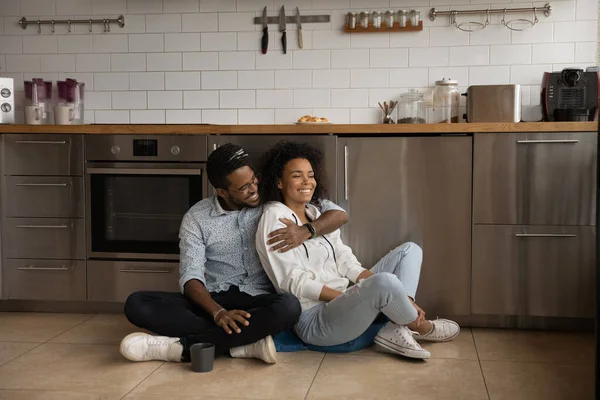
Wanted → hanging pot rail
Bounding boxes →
[18,15,125,33]
[429,3,551,21]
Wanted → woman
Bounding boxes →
[255,141,460,360]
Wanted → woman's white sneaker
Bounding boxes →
[414,318,460,342]
[374,323,430,360]
[120,332,183,362]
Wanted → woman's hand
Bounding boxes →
[409,298,426,326]
[267,218,311,253]
[214,309,251,334]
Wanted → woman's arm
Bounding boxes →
[320,286,343,302]
[326,228,368,283]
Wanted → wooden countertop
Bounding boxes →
[0,122,595,135]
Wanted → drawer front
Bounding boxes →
[4,218,85,259]
[87,260,180,302]
[4,134,83,176]
[474,132,597,225]
[5,176,84,218]
[472,225,595,318]
[3,259,86,301]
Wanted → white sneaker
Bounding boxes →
[120,332,183,362]
[230,336,277,364]
[414,319,460,343]
[374,323,430,360]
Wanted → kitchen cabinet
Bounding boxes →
[336,137,473,319]
[474,132,596,226]
[208,135,338,201]
[472,225,595,318]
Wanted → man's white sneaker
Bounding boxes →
[120,332,183,362]
[374,323,430,360]
[230,336,277,364]
[414,319,460,343]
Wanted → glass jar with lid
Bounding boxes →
[432,78,460,123]
[397,89,426,124]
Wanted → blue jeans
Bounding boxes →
[294,242,422,347]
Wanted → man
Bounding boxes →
[120,143,347,364]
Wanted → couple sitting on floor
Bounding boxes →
[120,141,460,364]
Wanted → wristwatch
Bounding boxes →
[304,223,317,239]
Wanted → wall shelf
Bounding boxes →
[344,21,423,33]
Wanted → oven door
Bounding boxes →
[86,162,207,261]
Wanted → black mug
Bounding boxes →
[190,343,215,373]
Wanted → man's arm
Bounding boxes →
[267,199,348,253]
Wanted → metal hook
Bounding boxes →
[51,20,55,33]
[89,19,93,32]
[501,9,507,25]
[533,7,539,24]
[37,19,41,34]
[485,9,490,26]
[67,19,72,33]
[105,19,111,32]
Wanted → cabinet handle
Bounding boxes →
[515,233,576,238]
[344,145,348,201]
[16,224,69,229]
[18,265,69,271]
[14,140,67,145]
[15,183,68,187]
[517,139,579,144]
[119,268,172,274]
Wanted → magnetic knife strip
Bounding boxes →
[253,15,331,24]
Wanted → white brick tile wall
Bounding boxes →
[129,34,165,53]
[130,110,166,123]
[275,70,312,89]
[202,71,237,89]
[238,70,275,89]
[1,0,593,124]
[165,33,201,52]
[257,90,294,108]
[183,52,219,70]
[238,109,275,124]
[148,91,183,109]
[95,72,129,91]
[184,90,219,108]
[166,72,201,90]
[130,72,164,90]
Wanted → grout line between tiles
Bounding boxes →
[44,314,97,343]
[0,342,45,368]
[471,329,492,400]
[303,352,327,400]
[119,361,166,400]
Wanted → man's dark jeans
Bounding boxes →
[124,286,302,361]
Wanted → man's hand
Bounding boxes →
[214,310,251,334]
[267,218,311,253]
[409,298,426,326]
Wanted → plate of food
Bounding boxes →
[296,115,331,125]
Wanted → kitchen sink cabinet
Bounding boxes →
[336,137,473,320]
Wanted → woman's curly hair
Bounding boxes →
[258,141,328,205]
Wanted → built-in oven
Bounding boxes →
[85,135,208,262]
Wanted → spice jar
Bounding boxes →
[432,78,460,123]
[409,10,420,26]
[383,11,394,28]
[346,12,357,29]
[358,12,369,28]
[397,89,426,124]
[371,11,381,28]
[397,10,408,27]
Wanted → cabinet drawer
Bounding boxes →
[5,176,84,218]
[4,218,85,259]
[472,225,595,318]
[3,259,86,301]
[87,260,179,302]
[474,132,597,225]
[4,134,83,176]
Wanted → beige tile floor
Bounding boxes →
[0,312,594,400]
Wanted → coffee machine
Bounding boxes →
[0,77,15,124]
[542,68,599,122]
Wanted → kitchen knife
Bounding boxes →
[261,6,268,54]
[296,7,303,49]
[279,6,287,54]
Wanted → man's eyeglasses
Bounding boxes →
[232,174,260,194]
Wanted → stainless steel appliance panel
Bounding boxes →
[5,176,84,218]
[474,132,597,226]
[0,77,15,124]
[3,259,86,301]
[465,84,521,123]
[5,218,85,260]
[337,137,473,318]
[4,134,83,176]
[87,260,179,302]
[208,135,337,201]
[85,135,208,162]
[472,225,595,318]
